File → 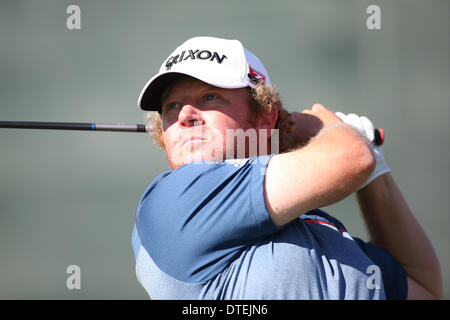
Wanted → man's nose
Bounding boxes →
[178,104,205,127]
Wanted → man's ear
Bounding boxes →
[257,108,279,138]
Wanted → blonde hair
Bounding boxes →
[144,82,295,153]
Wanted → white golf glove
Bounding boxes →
[335,112,390,190]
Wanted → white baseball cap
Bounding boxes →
[137,36,272,112]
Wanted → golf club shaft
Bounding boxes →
[0,121,148,133]
[0,120,384,145]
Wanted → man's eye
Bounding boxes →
[205,94,218,101]
[165,102,180,111]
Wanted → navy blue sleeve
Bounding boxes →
[354,238,408,300]
[135,156,281,283]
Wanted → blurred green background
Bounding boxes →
[0,0,449,299]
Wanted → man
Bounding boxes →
[132,36,442,299]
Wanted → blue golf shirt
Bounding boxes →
[132,155,407,299]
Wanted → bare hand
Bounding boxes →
[278,104,342,152]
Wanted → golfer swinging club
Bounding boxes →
[132,36,442,299]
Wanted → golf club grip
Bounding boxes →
[374,128,384,146]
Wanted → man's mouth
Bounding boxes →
[180,136,207,147]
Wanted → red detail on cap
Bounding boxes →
[378,128,385,145]
[248,66,266,83]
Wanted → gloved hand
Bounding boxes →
[335,112,390,190]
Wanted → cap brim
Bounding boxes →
[138,72,186,112]
[138,70,249,112]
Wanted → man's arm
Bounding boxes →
[356,173,444,299]
[264,104,376,227]
[335,111,443,299]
